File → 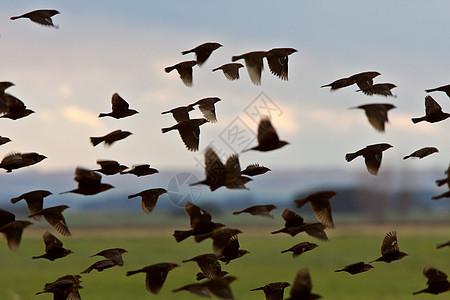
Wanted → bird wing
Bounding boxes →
[44,209,71,237]
[364,151,383,176]
[0,221,31,251]
[204,147,225,182]
[281,209,304,227]
[111,93,129,111]
[222,63,242,81]
[363,105,391,132]
[145,269,169,294]
[0,209,15,227]
[178,122,201,151]
[43,231,63,251]
[381,231,399,255]
[178,65,194,87]
[171,107,191,123]
[141,192,158,214]
[424,95,442,115]
[224,154,242,185]
[290,269,312,298]
[185,202,212,228]
[302,223,328,241]
[97,160,119,169]
[423,267,448,284]
[244,53,265,85]
[266,53,289,80]
[197,101,217,123]
[257,117,280,146]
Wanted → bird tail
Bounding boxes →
[126,269,142,276]
[250,287,264,291]
[181,49,193,55]
[10,16,21,20]
[9,196,21,204]
[411,117,425,124]
[232,211,243,215]
[196,272,206,281]
[98,113,108,118]
[425,88,437,93]
[271,228,287,234]
[90,137,103,147]
[212,67,220,72]
[164,66,175,73]
[334,269,345,272]
[435,179,447,187]
[280,249,290,253]
[127,193,138,199]
[403,155,412,160]
[161,110,170,115]
[231,55,242,62]
[173,230,193,242]
[294,198,308,208]
[320,83,331,88]
[194,232,211,243]
[431,195,443,200]
[161,125,176,134]
[32,255,44,259]
[80,267,92,274]
[412,289,425,295]
[345,152,359,162]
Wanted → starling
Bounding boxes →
[243,117,289,152]
[425,84,450,97]
[90,129,132,147]
[10,9,60,28]
[412,95,450,124]
[0,219,32,251]
[161,105,195,123]
[165,60,197,86]
[403,147,439,160]
[294,191,337,228]
[345,143,392,176]
[121,164,159,177]
[431,190,450,200]
[93,159,128,175]
[28,205,71,236]
[286,268,322,300]
[265,48,297,80]
[36,274,82,300]
[413,267,450,295]
[370,231,408,263]
[232,51,267,85]
[0,136,11,146]
[182,253,227,280]
[195,228,243,257]
[350,103,396,132]
[126,262,179,294]
[0,151,46,172]
[250,282,291,300]
[281,242,318,258]
[0,94,34,120]
[98,93,138,119]
[81,259,119,274]
[212,63,244,81]
[271,209,328,241]
[182,42,222,66]
[241,164,271,176]
[32,231,72,261]
[173,276,236,299]
[173,201,225,242]
[10,190,52,221]
[357,83,397,97]
[128,188,168,214]
[161,118,208,151]
[321,71,381,91]
[232,204,277,218]
[218,235,249,264]
[436,240,450,249]
[335,262,374,275]
[61,167,114,195]
[90,248,127,266]
[189,97,221,123]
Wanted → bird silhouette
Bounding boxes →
[281,242,319,258]
[0,136,11,146]
[412,95,450,123]
[233,204,277,218]
[61,167,114,196]
[161,105,195,123]
[265,47,297,80]
[0,94,34,120]
[195,228,243,257]
[243,117,289,152]
[403,147,438,160]
[351,103,395,132]
[126,262,179,294]
[10,190,53,221]
[32,231,72,261]
[161,118,208,151]
[36,274,82,299]
[271,209,328,241]
[10,9,60,28]
[345,143,392,175]
[182,253,227,280]
[0,152,46,172]
[357,83,397,97]
[232,51,267,85]
[121,164,158,177]
[436,240,450,249]
[431,190,450,200]
[182,42,222,66]
[412,267,450,295]
[173,276,236,299]
[250,282,291,300]
[0,211,33,252]
[90,248,127,266]
[98,93,138,119]
[241,164,271,176]
[321,71,381,91]
[128,188,167,214]
[335,262,374,275]
[90,129,132,147]
[165,60,197,86]
[370,231,408,263]
[286,268,321,300]
[425,84,450,97]
[28,205,71,236]
[189,97,221,123]
[294,191,337,228]
[81,259,119,274]
[212,63,244,81]
[93,159,128,175]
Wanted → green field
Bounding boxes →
[1,224,449,299]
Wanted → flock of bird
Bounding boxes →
[0,8,449,300]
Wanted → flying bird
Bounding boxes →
[0,216,32,252]
[182,253,228,281]
[90,248,127,266]
[403,147,439,160]
[436,240,450,249]
[294,191,337,228]
[161,118,208,151]
[412,95,450,124]
[243,117,289,152]
[232,51,267,85]
[10,190,53,221]
[212,63,244,81]
[335,262,374,275]
[165,60,197,86]
[195,228,243,257]
[250,282,291,300]
[271,209,328,241]
[281,242,319,258]
[182,42,222,66]
[431,190,450,200]
[81,259,120,274]
[0,152,46,172]
[93,159,128,175]
[218,235,249,264]
[412,267,450,295]
[321,71,381,91]
[357,83,397,97]
[345,143,392,175]
[28,205,71,236]
[173,276,236,299]
[90,129,132,147]
[10,9,60,28]
[189,97,221,123]
[351,103,396,132]
[128,188,168,214]
[286,268,321,300]
[0,94,34,120]
[98,93,138,119]
[121,164,158,177]
[265,47,297,80]
[241,164,271,176]
[161,105,194,123]
[32,231,72,261]
[0,136,11,146]
[126,262,179,295]
[61,167,114,196]
[425,84,450,97]
[36,274,82,300]
[232,204,277,218]
[370,231,408,263]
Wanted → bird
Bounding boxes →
[173,276,236,299]
[0,152,46,172]
[173,201,225,242]
[10,190,53,221]
[0,81,14,99]
[61,167,114,196]
[436,240,450,249]
[195,228,243,257]
[81,259,120,274]
[218,235,249,264]
[36,274,82,299]
[98,93,138,119]
[90,129,132,147]
[189,97,221,123]
[0,93,34,120]
[403,147,439,160]
[90,248,127,266]
[232,204,277,218]
[126,262,179,295]
[93,159,128,175]
[32,231,72,261]
[241,164,271,176]
[182,253,228,280]
[412,267,450,295]
[165,60,197,86]
[286,268,322,300]
[128,188,168,214]
[294,191,337,228]
[0,209,16,228]
[232,51,267,85]
[281,242,319,258]
[425,84,450,97]
[182,42,222,66]
[345,143,392,175]
[357,83,397,97]
[412,95,450,124]
[431,190,450,200]
[0,218,33,252]
[161,105,195,123]
[335,262,374,275]
[10,9,60,28]
[212,63,244,81]
[161,118,208,151]
[370,231,408,263]
[190,147,252,191]
[0,136,11,146]
[28,205,71,236]
[321,71,381,91]
[265,47,298,80]
[250,282,291,300]
[350,103,396,132]
[242,116,289,152]
[271,209,328,241]
[121,164,159,177]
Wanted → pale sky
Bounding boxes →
[0,1,449,176]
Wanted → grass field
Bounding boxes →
[0,223,449,299]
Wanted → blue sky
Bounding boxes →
[0,1,449,175]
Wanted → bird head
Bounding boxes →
[212,43,223,50]
[398,252,408,260]
[380,143,393,151]
[285,48,298,55]
[214,223,226,231]
[237,249,250,258]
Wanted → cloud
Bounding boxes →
[62,106,104,129]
